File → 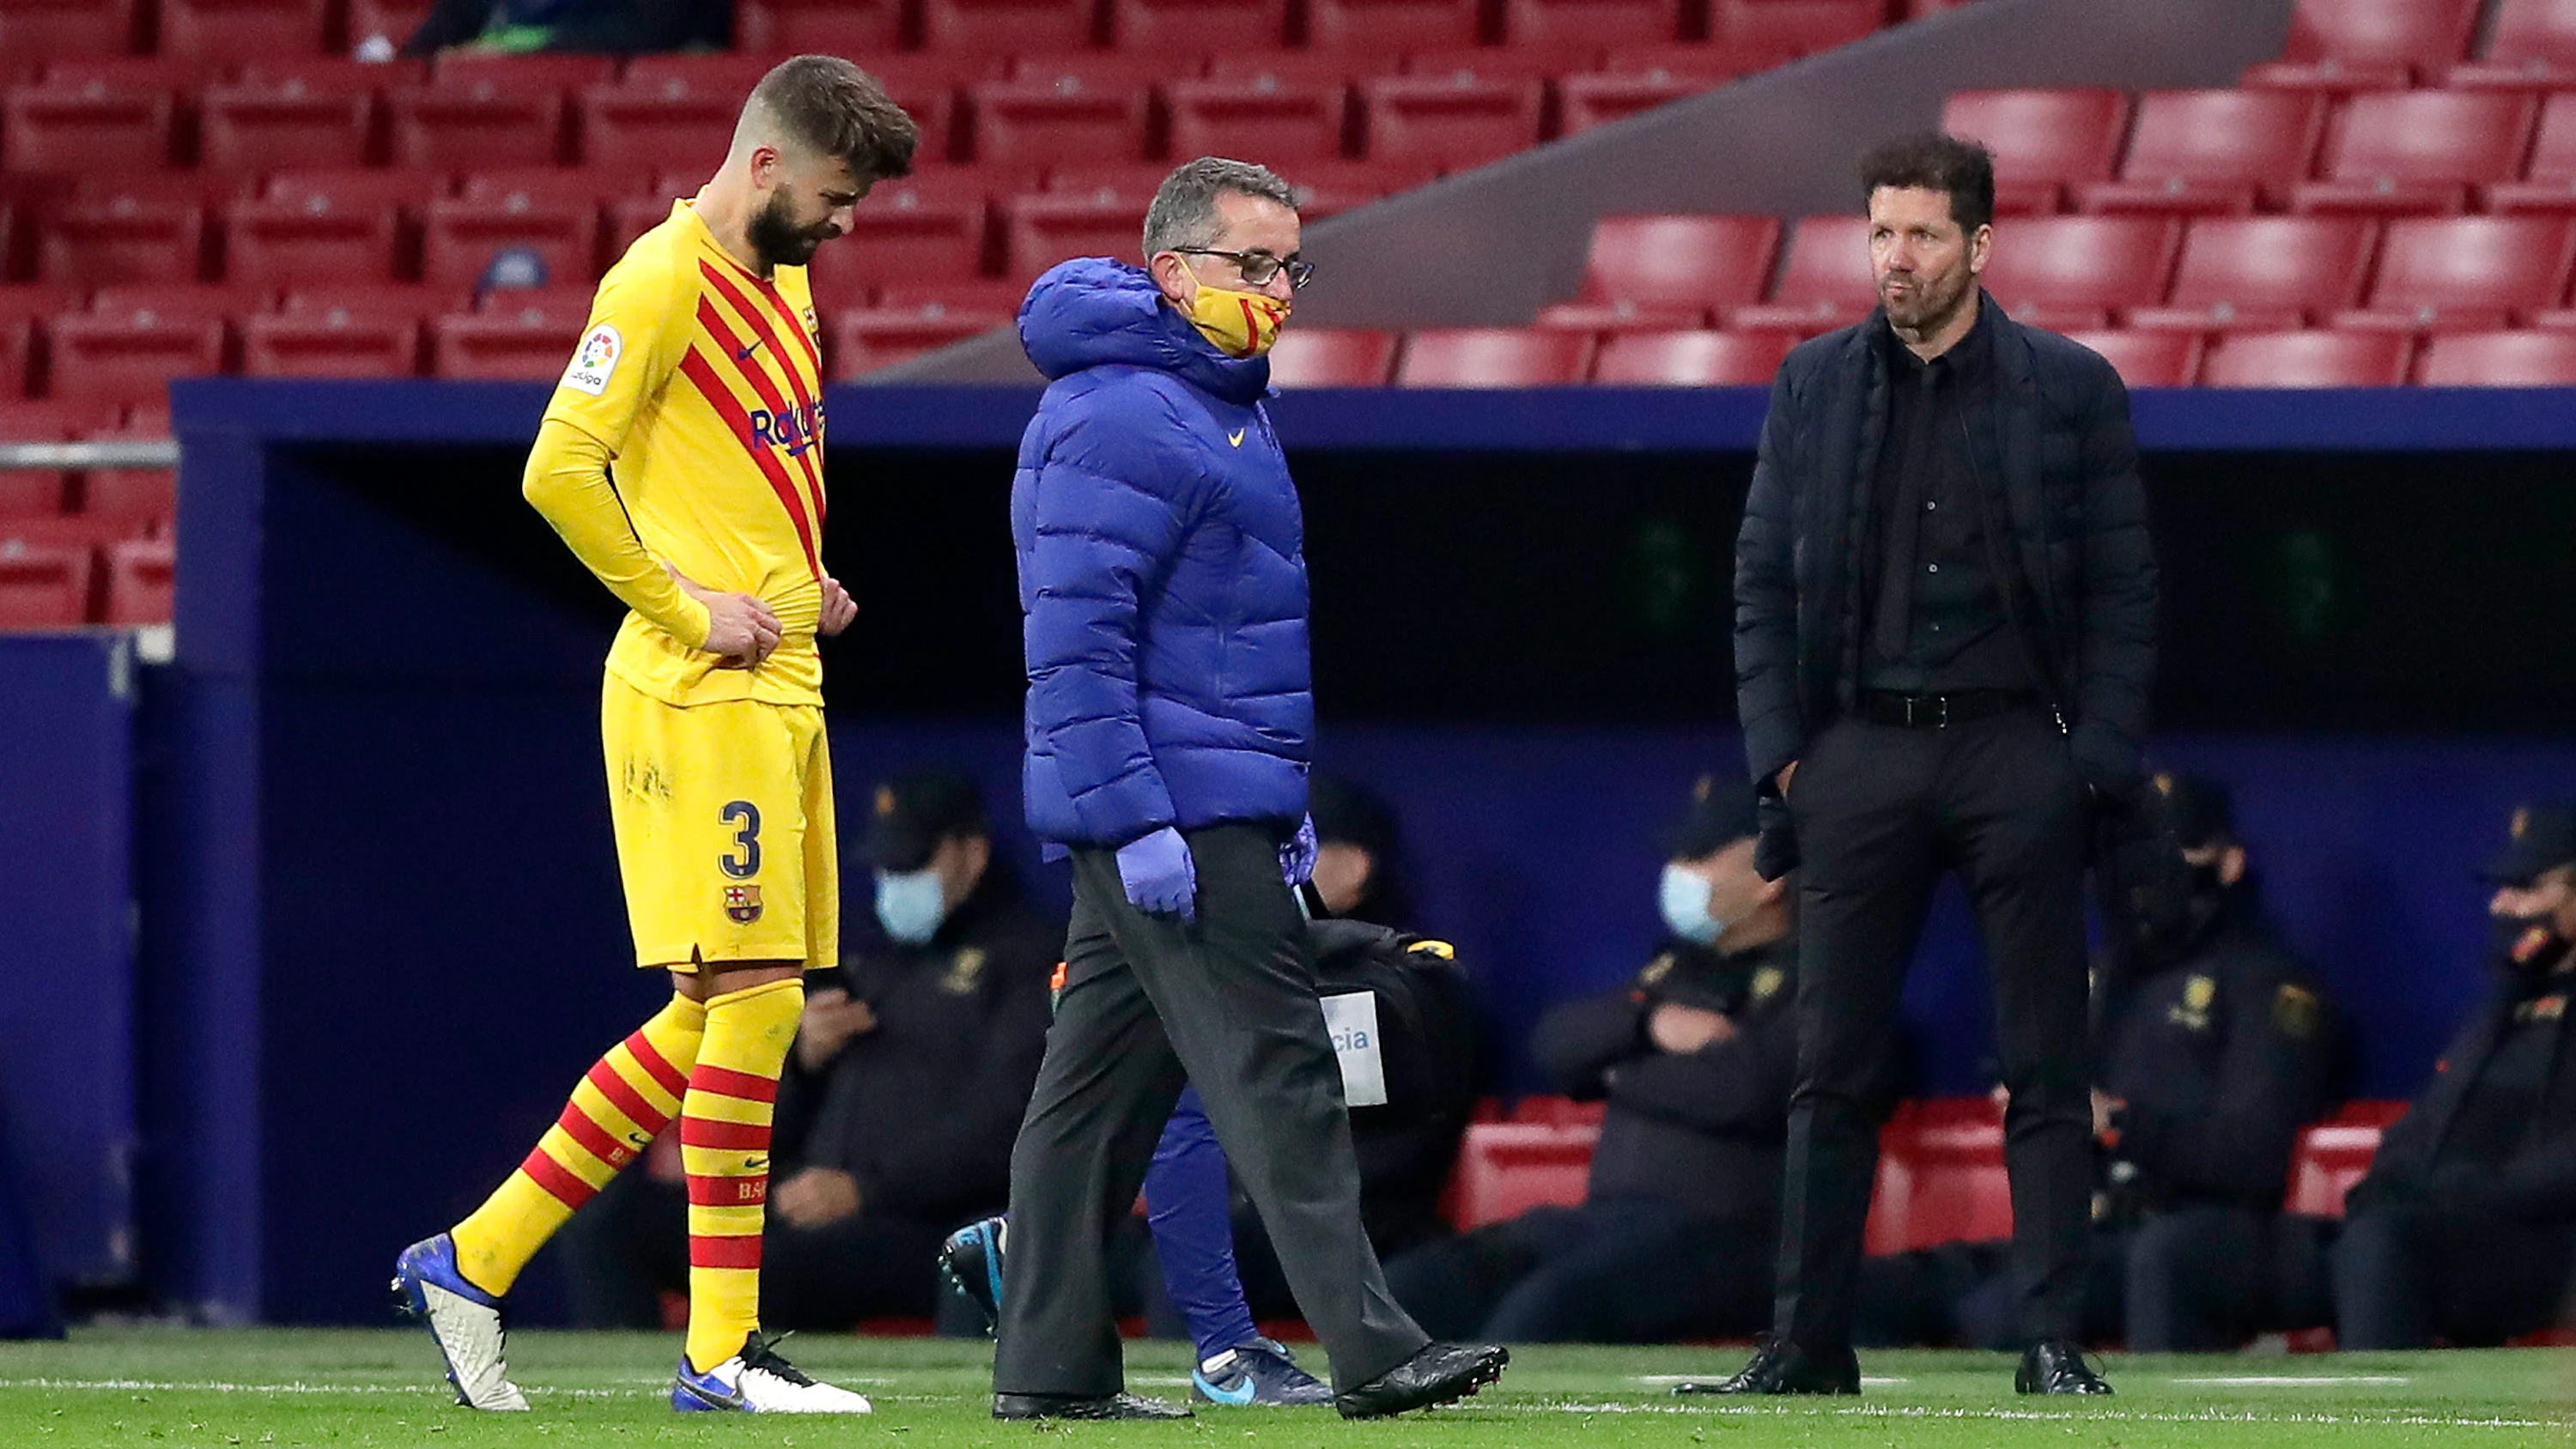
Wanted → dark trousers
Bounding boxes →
[993,823,1427,1397]
[1383,1198,1775,1344]
[2333,1205,2576,1349]
[1777,708,2093,1349]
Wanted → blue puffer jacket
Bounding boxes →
[1011,258,1312,849]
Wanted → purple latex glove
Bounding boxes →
[1117,827,1198,923]
[1279,813,1319,888]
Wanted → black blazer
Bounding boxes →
[1733,296,2157,874]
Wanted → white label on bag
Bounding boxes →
[1321,990,1387,1108]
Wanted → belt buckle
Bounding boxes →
[1908,694,1948,730]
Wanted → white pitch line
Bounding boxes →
[1631,1373,1910,1386]
[2172,1375,2410,1386]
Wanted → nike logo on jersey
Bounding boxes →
[1228,428,1247,447]
[737,338,762,361]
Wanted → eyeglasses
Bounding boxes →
[1174,248,1313,291]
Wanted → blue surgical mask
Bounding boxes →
[1659,862,1724,945]
[874,867,947,945]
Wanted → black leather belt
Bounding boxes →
[1858,688,2043,730]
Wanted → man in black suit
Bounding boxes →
[1687,131,2155,1398]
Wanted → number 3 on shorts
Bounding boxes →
[721,800,762,879]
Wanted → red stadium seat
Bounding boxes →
[430,309,580,379]
[1000,195,1143,280]
[872,278,1028,312]
[431,51,617,93]
[100,535,171,623]
[2201,330,2413,387]
[825,176,994,290]
[0,0,137,60]
[240,308,421,377]
[2291,91,2536,216]
[1395,328,1590,385]
[732,0,902,54]
[471,285,595,321]
[1167,79,1349,164]
[1503,0,1685,46]
[1358,75,1546,172]
[1941,88,2129,216]
[0,544,95,628]
[2333,216,2576,332]
[2063,328,2201,387]
[0,73,178,173]
[80,454,176,530]
[1732,214,1874,332]
[197,73,378,173]
[2483,94,2576,215]
[0,469,66,519]
[264,167,441,210]
[2416,329,2576,383]
[618,54,775,97]
[420,191,598,290]
[969,77,1154,170]
[276,285,457,324]
[1305,0,1484,51]
[2129,217,2379,333]
[155,0,329,65]
[1709,0,1881,54]
[389,77,569,171]
[921,0,1097,51]
[37,197,206,285]
[1109,0,1287,48]
[580,77,744,178]
[2284,1114,2392,1217]
[1566,214,1783,317]
[1271,157,1437,217]
[2244,0,2480,90]
[1041,161,1176,203]
[1206,52,1405,87]
[44,308,229,413]
[1600,41,1797,81]
[1558,70,1720,135]
[1267,327,1398,385]
[2451,0,2576,88]
[1865,1100,2012,1253]
[1505,1096,1607,1126]
[0,398,118,437]
[223,191,406,287]
[0,318,31,402]
[829,304,1012,378]
[1404,47,1587,84]
[1448,1122,1595,1229]
[1978,216,2179,321]
[1591,328,1795,385]
[87,284,245,325]
[2078,89,2326,217]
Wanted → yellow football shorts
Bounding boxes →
[600,675,838,971]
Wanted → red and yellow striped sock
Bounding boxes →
[448,993,707,1298]
[679,976,803,1374]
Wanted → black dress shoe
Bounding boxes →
[1673,1335,1861,1396]
[993,1391,1194,1420]
[2015,1340,2112,1396]
[1334,1342,1509,1420]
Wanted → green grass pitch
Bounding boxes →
[1,1330,2569,1447]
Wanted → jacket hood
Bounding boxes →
[1018,257,1273,404]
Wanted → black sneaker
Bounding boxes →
[1673,1335,1860,1396]
[1193,1337,1334,1407]
[2015,1340,2112,1396]
[1334,1342,1507,1419]
[993,1391,1193,1421]
[939,1216,1005,1331]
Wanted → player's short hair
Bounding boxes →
[1142,157,1299,258]
[750,55,919,182]
[1859,130,1996,235]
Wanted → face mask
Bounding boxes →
[1660,863,1726,945]
[874,867,947,946]
[2491,911,2572,975]
[1177,271,1290,358]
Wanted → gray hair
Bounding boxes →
[1141,157,1299,258]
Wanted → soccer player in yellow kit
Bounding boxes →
[391,56,916,1416]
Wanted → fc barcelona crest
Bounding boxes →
[724,884,764,925]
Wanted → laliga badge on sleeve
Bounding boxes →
[562,323,623,396]
[1321,990,1388,1107]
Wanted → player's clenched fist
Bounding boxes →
[666,564,781,669]
[819,576,858,637]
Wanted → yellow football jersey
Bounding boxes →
[544,198,829,708]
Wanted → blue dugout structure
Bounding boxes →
[0,375,2549,1326]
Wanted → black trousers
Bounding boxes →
[1777,708,2094,1349]
[993,823,1427,1397]
[2333,1205,2576,1349]
[1383,1197,1775,1343]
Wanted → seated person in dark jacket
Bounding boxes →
[1307,774,1418,930]
[1380,775,1806,1343]
[560,770,1057,1331]
[1863,773,2342,1350]
[2328,802,2576,1349]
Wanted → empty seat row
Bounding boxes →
[0,0,1915,70]
[1262,324,2576,388]
[0,534,172,629]
[1952,86,2576,220]
[2247,0,2576,94]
